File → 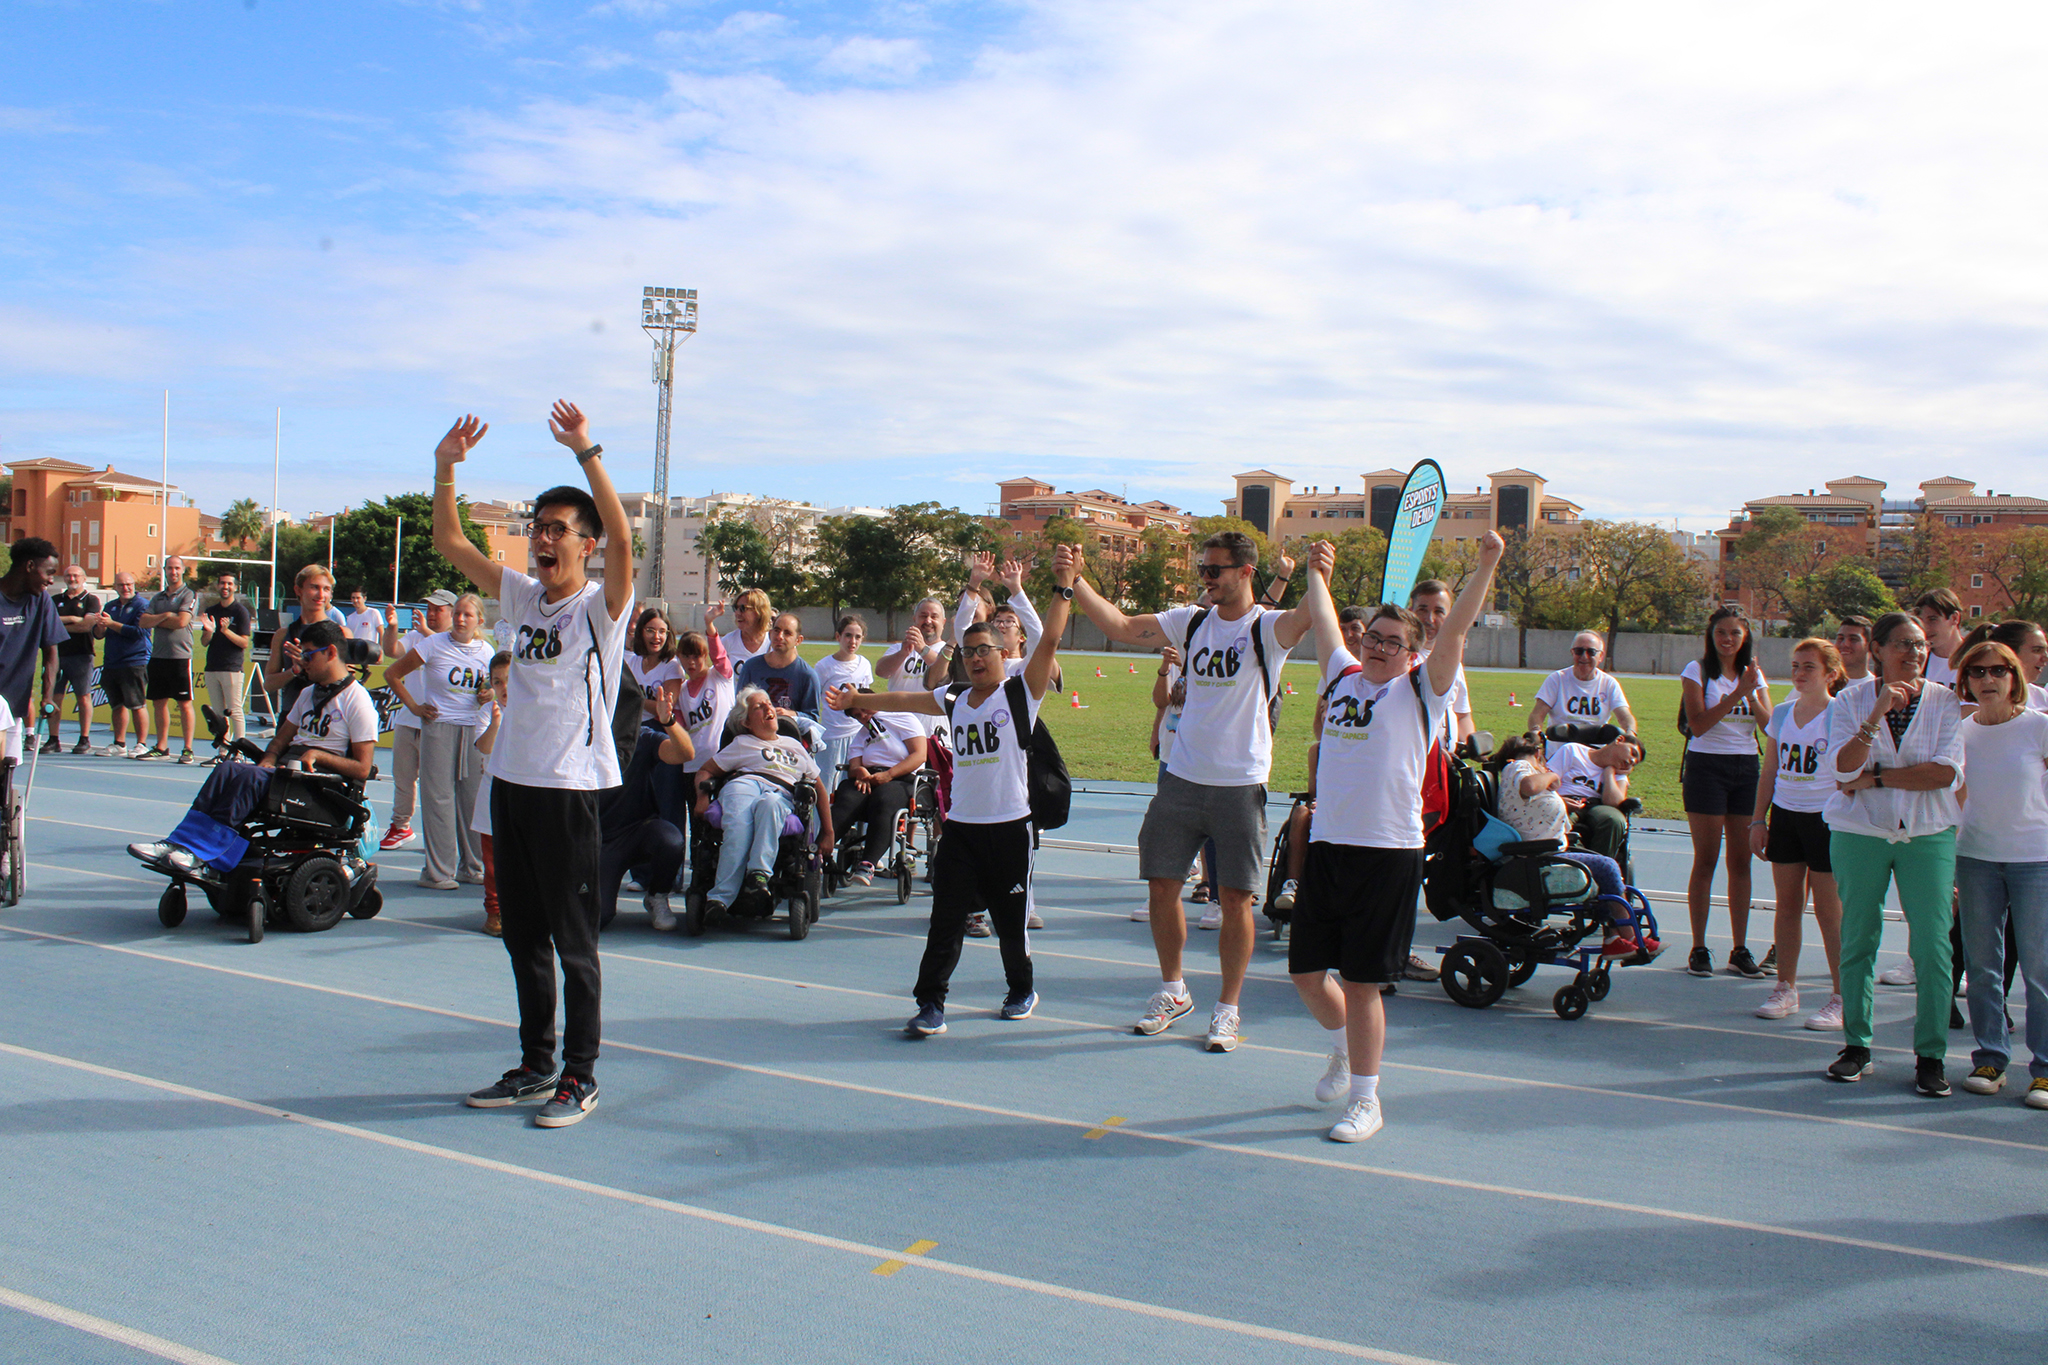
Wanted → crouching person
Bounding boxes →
[693,687,833,917]
[601,684,694,930]
[128,620,377,879]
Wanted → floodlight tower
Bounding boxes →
[641,286,698,601]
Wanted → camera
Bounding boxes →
[340,638,379,668]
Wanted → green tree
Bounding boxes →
[328,495,492,602]
[1418,538,1483,596]
[1020,514,1093,606]
[1576,520,1705,648]
[204,520,330,605]
[1120,524,1184,614]
[1320,525,1388,608]
[814,503,994,628]
[1492,528,1577,667]
[1977,526,2048,624]
[1732,506,1882,633]
[219,497,266,548]
[699,513,810,605]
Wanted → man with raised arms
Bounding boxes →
[434,403,634,1130]
[1292,531,1503,1141]
[1068,529,1314,1053]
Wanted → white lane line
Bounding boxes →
[0,1283,239,1365]
[32,815,157,837]
[0,1041,1453,1365]
[8,924,2048,1258]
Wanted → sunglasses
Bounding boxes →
[1572,647,1600,657]
[1965,665,2012,679]
[1196,564,1243,580]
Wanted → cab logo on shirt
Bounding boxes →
[513,622,563,663]
[684,689,719,729]
[444,663,489,695]
[1777,735,1828,776]
[303,704,342,737]
[1564,694,1606,717]
[1189,638,1248,682]
[953,710,1009,757]
[1326,691,1376,734]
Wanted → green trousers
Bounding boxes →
[1831,827,1956,1059]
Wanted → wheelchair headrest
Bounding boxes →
[1544,721,1620,748]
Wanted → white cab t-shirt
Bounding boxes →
[1765,698,1834,815]
[1958,710,2048,862]
[416,633,497,729]
[1681,660,1763,756]
[391,628,434,732]
[1310,653,1448,849]
[343,607,385,643]
[285,679,379,757]
[485,571,632,791]
[678,671,735,774]
[721,629,769,671]
[937,680,1039,825]
[1535,668,1630,727]
[851,710,925,771]
[815,654,875,740]
[1157,604,1292,787]
[711,732,821,788]
[1548,743,1608,804]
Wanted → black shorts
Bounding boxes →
[146,657,192,702]
[1287,842,1425,984]
[1682,750,1758,817]
[53,654,93,701]
[105,665,147,710]
[1765,805,1833,874]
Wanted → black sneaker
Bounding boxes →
[1759,945,1777,972]
[465,1065,559,1108]
[1727,946,1765,979]
[39,736,61,755]
[1914,1058,1952,1098]
[1686,946,1714,977]
[1950,1002,1967,1030]
[1826,1046,1873,1082]
[535,1075,600,1127]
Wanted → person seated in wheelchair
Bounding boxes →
[128,619,377,882]
[693,686,834,917]
[1491,733,1657,958]
[829,688,929,887]
[1533,725,1643,862]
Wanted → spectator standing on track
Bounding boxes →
[343,589,386,645]
[1823,611,1963,1096]
[0,539,63,750]
[1527,632,1635,737]
[266,564,340,719]
[813,614,874,785]
[1291,531,1503,1142]
[734,612,822,719]
[375,588,456,850]
[721,589,773,671]
[46,564,100,754]
[1680,606,1773,980]
[877,596,951,735]
[1749,638,1847,1029]
[386,592,495,890]
[829,544,1075,1036]
[1950,639,2048,1108]
[138,555,199,763]
[198,574,253,750]
[673,619,735,871]
[440,403,634,1130]
[1406,579,1475,748]
[625,607,682,727]
[93,571,151,756]
[1834,615,1873,685]
[473,651,510,937]
[1913,589,1966,688]
[1068,529,1314,1054]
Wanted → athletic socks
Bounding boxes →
[1325,1024,1349,1049]
[1348,1073,1379,1104]
[1212,1001,1239,1023]
[1162,979,1188,999]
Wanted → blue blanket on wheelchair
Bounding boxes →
[166,763,275,874]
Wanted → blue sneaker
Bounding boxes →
[906,1003,946,1036]
[999,991,1038,1020]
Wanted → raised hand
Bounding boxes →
[1741,662,1766,696]
[1053,543,1081,586]
[651,687,675,728]
[705,599,726,626]
[902,626,925,652]
[1275,552,1297,579]
[1308,540,1336,580]
[967,551,995,588]
[547,400,590,452]
[435,415,487,466]
[1479,529,1506,562]
[1159,644,1181,669]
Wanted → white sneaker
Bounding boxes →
[1129,906,1150,922]
[1754,983,1800,1020]
[624,875,643,892]
[1329,1096,1383,1143]
[1204,1007,1240,1053]
[645,893,676,931]
[1133,989,1193,1036]
[1273,879,1298,912]
[127,743,148,758]
[1026,911,1043,930]
[93,743,124,757]
[1198,906,1224,931]
[1314,1049,1349,1103]
[965,911,992,938]
[1803,994,1845,1031]
[1878,961,1917,986]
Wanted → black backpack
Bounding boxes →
[943,673,1071,831]
[1182,606,1284,731]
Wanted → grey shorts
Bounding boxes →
[54,654,93,699]
[1138,771,1268,891]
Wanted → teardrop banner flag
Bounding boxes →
[1378,459,1447,606]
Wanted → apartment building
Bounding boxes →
[1222,467,1583,545]
[2,456,206,585]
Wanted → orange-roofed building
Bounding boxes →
[2,457,204,587]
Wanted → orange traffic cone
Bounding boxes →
[1094,666,1106,678]
[1507,691,1520,707]
[1128,663,1138,674]
[1070,690,1088,709]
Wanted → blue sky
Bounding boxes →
[7,0,2048,529]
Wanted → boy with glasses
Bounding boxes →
[1068,531,1315,1052]
[1291,531,1503,1141]
[1528,632,1635,736]
[434,402,634,1130]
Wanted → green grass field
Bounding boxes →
[800,643,1790,821]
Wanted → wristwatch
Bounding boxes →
[1054,585,1075,601]
[575,443,603,464]
[1872,765,1884,788]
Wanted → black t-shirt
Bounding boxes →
[204,599,254,673]
[55,589,100,659]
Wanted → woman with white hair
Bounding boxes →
[693,686,834,916]
[387,592,496,889]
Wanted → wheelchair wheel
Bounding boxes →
[1,803,22,908]
[1553,984,1589,1020]
[247,887,267,944]
[282,858,350,933]
[1503,945,1539,988]
[786,892,811,940]
[682,890,707,938]
[1440,940,1509,1009]
[1586,968,1610,1001]
[895,856,912,904]
[157,883,187,929]
[349,887,383,919]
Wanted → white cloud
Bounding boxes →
[18,0,2048,525]
[818,36,930,80]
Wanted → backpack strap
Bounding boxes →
[1249,610,1273,703]
[941,682,968,723]
[1409,664,1437,747]
[1004,671,1031,721]
[1319,662,1363,703]
[1182,606,1212,661]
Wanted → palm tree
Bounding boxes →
[219,497,265,549]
